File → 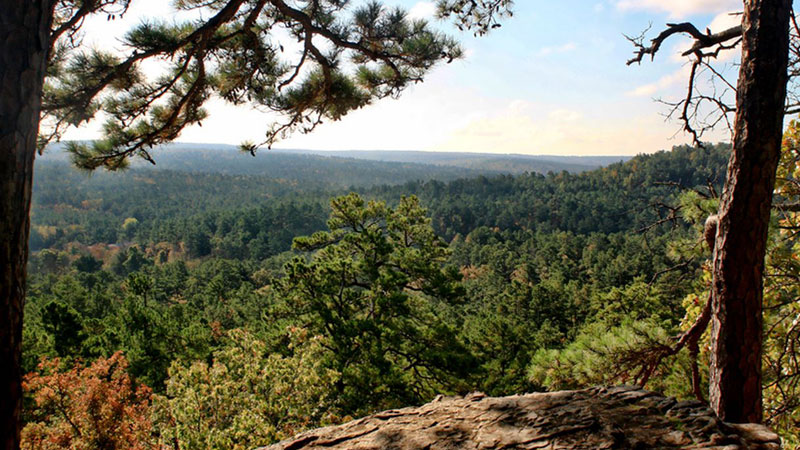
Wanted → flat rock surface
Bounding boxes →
[259,386,781,449]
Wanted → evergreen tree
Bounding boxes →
[2,4,462,443]
[278,194,474,414]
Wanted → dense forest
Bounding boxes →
[6,0,797,447]
[20,141,800,447]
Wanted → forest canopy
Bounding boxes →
[29,142,800,446]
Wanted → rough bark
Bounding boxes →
[261,387,782,450]
[710,0,791,424]
[0,1,53,449]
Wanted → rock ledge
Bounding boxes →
[259,386,780,449]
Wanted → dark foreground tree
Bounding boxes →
[1,1,463,448]
[625,0,792,423]
[1,3,54,450]
[709,1,790,423]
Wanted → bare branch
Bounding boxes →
[626,22,743,66]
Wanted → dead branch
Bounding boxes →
[626,17,745,146]
[623,292,712,400]
[626,22,742,66]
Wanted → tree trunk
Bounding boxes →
[0,2,53,449]
[709,0,791,424]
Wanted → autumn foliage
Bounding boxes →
[21,352,154,450]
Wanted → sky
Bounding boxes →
[62,0,749,156]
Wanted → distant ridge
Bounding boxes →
[274,149,628,172]
[42,142,628,176]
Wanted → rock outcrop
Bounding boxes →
[259,386,781,449]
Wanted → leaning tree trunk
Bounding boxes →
[0,2,53,449]
[709,0,791,424]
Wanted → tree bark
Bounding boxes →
[709,0,791,424]
[0,2,53,449]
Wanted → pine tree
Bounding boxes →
[278,194,474,414]
[1,2,463,448]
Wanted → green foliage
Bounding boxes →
[72,254,103,273]
[459,275,570,394]
[44,1,461,167]
[277,194,474,414]
[23,254,257,389]
[40,301,85,357]
[451,226,696,395]
[121,217,139,240]
[154,329,339,449]
[437,0,514,36]
[31,145,725,256]
[373,143,730,239]
[111,247,152,276]
[518,129,800,444]
[125,272,153,302]
[760,120,800,445]
[527,320,695,397]
[29,249,71,275]
[22,145,740,445]
[518,186,715,411]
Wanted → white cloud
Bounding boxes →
[616,0,740,19]
[538,42,578,57]
[708,10,742,31]
[626,66,690,97]
[549,109,583,122]
[408,1,437,20]
[701,11,743,62]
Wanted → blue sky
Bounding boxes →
[63,0,749,155]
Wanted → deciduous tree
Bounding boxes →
[154,328,340,449]
[20,352,154,450]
